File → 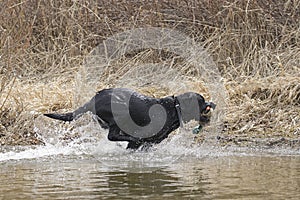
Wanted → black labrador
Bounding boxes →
[44,88,216,149]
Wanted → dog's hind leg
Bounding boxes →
[107,125,140,143]
[107,126,146,150]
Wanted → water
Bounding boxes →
[1,117,300,199]
[1,145,300,199]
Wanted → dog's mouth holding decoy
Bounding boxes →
[201,102,216,123]
[192,101,216,135]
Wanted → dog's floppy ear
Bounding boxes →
[176,92,204,123]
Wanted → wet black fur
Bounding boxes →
[44,88,214,150]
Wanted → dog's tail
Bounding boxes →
[44,112,74,122]
[44,96,96,122]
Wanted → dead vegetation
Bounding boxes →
[0,0,299,146]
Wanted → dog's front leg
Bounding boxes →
[126,141,144,149]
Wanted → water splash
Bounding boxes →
[1,113,299,163]
[0,113,211,163]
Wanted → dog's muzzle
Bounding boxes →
[201,102,216,118]
[194,102,216,134]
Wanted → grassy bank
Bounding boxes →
[0,0,299,146]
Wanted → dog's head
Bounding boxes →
[176,92,216,126]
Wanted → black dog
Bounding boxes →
[44,88,216,149]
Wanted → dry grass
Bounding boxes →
[0,0,299,146]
